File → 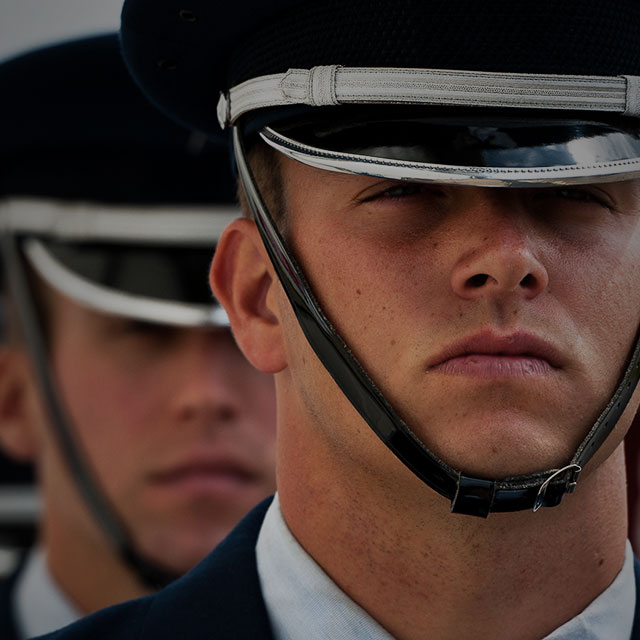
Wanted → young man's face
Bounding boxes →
[6,286,277,573]
[275,157,640,481]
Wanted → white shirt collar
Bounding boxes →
[12,547,82,639]
[256,494,636,640]
[257,494,392,640]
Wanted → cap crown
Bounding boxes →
[0,33,234,204]
[120,0,640,135]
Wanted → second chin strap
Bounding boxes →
[0,233,181,589]
[234,126,640,517]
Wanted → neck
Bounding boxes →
[279,439,628,640]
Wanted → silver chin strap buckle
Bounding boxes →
[533,464,582,513]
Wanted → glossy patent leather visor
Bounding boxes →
[260,107,640,186]
[0,198,237,327]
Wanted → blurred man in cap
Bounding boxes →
[0,33,277,639]
[40,0,640,638]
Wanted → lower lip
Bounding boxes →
[431,354,554,377]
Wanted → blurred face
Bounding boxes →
[38,289,276,573]
[276,160,640,481]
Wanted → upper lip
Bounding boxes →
[427,330,565,370]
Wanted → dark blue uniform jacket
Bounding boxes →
[26,497,640,640]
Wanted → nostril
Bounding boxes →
[178,402,238,424]
[467,273,489,288]
[520,273,535,288]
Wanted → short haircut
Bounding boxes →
[237,141,288,235]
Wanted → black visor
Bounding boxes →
[262,107,640,186]
[1,198,237,327]
[44,241,215,306]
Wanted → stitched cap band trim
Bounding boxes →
[218,66,640,128]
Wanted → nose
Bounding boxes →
[170,330,241,426]
[449,198,549,301]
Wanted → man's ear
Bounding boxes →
[211,218,287,373]
[0,346,41,462]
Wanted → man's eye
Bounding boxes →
[125,319,157,333]
[552,188,610,207]
[365,183,429,201]
[119,319,175,339]
[384,184,423,198]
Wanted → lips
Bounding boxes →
[427,330,564,377]
[152,461,254,484]
[148,455,259,495]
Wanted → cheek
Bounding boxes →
[291,222,444,373]
[51,349,160,462]
[551,225,640,355]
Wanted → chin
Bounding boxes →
[454,452,571,481]
[416,410,578,480]
[134,514,244,574]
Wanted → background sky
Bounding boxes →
[0,0,124,61]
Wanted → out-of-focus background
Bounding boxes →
[0,0,125,573]
[0,0,124,60]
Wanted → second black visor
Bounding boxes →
[22,239,228,327]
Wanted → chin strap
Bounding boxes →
[0,233,181,589]
[233,126,640,517]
